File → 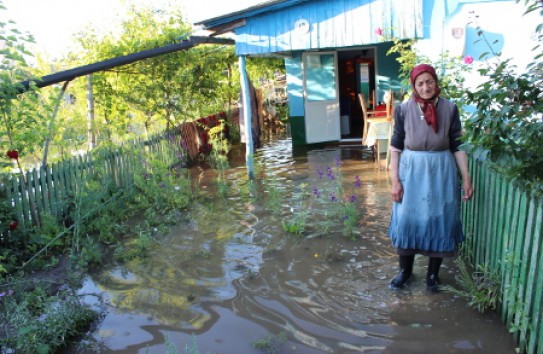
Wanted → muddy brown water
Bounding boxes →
[75,138,516,353]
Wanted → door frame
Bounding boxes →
[302,51,341,144]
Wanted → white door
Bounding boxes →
[303,52,340,143]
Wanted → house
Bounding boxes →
[195,0,541,147]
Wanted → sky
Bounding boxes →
[2,0,263,58]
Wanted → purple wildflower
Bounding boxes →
[0,289,13,297]
[335,158,342,167]
[313,187,321,198]
[354,176,361,188]
[350,195,357,203]
[326,166,335,180]
[316,167,324,179]
[330,192,337,202]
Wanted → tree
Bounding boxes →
[0,1,52,171]
[69,5,240,143]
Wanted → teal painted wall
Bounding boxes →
[289,116,306,145]
[285,53,304,117]
[375,42,402,103]
[285,53,306,145]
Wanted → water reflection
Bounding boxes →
[77,138,515,353]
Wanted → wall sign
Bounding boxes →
[294,19,310,35]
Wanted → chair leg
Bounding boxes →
[375,140,381,169]
[385,146,391,170]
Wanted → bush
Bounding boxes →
[462,3,543,195]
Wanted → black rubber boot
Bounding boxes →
[389,255,415,289]
[426,257,443,293]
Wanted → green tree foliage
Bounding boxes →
[3,1,286,162]
[386,38,471,105]
[462,0,543,194]
[68,5,240,144]
[0,1,52,170]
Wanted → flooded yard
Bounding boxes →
[75,138,516,353]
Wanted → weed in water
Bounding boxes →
[252,331,287,354]
[0,286,98,353]
[446,246,501,313]
[262,174,284,215]
[311,161,362,239]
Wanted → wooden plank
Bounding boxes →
[8,176,25,229]
[31,169,43,213]
[467,159,479,253]
[498,181,515,317]
[483,169,495,265]
[467,159,480,258]
[461,159,475,249]
[531,219,543,354]
[115,151,122,187]
[46,163,58,217]
[503,187,522,323]
[507,192,528,342]
[520,198,542,353]
[493,176,507,271]
[39,165,51,215]
[57,160,68,213]
[20,174,31,229]
[64,159,73,199]
[491,172,503,269]
[515,198,535,351]
[475,164,487,265]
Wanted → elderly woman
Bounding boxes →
[387,63,474,292]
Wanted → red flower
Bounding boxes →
[375,27,384,36]
[463,55,474,64]
[6,150,19,159]
[9,221,18,230]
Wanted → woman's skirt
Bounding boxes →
[387,149,464,257]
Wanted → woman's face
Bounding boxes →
[414,72,437,100]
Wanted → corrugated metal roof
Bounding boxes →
[195,0,313,29]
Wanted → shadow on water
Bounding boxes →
[75,138,516,354]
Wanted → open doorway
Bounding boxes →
[337,47,376,142]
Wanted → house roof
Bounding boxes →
[195,0,312,32]
[195,0,425,55]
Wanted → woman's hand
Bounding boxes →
[391,180,403,203]
[454,151,474,202]
[462,179,474,201]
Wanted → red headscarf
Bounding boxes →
[410,64,441,133]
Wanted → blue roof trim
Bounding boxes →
[195,0,313,28]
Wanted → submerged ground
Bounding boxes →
[72,138,516,353]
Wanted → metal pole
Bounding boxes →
[13,36,234,95]
[239,55,254,179]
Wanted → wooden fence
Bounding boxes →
[462,158,543,354]
[1,130,184,233]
